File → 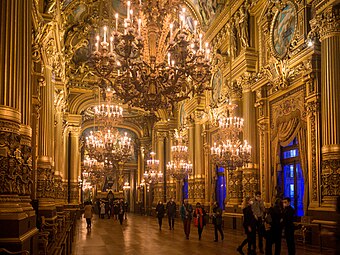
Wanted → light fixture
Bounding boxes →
[85,128,133,163]
[144,152,163,183]
[166,129,193,180]
[93,87,124,126]
[123,181,131,190]
[90,1,211,111]
[210,101,251,170]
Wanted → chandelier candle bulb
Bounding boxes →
[127,1,131,21]
[115,13,118,32]
[110,37,113,52]
[130,10,133,24]
[138,18,141,36]
[199,33,202,51]
[103,26,107,43]
[169,23,173,41]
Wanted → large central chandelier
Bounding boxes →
[210,101,251,170]
[90,0,211,111]
[167,129,193,180]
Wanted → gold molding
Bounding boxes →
[0,106,21,124]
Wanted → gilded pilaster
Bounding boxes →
[318,5,340,206]
[255,87,270,203]
[241,77,259,198]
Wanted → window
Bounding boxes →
[279,137,304,217]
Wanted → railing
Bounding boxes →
[38,210,78,255]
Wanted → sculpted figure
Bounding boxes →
[238,6,250,48]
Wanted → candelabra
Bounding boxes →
[144,152,163,183]
[210,101,251,170]
[167,129,192,180]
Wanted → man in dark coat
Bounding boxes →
[283,197,295,255]
[265,198,283,255]
[156,201,165,230]
[212,202,224,242]
[237,197,256,255]
[166,197,177,230]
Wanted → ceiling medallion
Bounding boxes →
[89,0,211,111]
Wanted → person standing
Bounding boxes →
[166,197,177,230]
[264,198,283,255]
[237,197,256,255]
[124,200,129,220]
[193,202,206,240]
[156,201,165,230]
[84,201,93,229]
[180,199,193,239]
[100,201,105,219]
[283,197,295,255]
[118,199,125,225]
[252,191,265,253]
[212,202,224,242]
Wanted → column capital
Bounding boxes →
[310,5,340,41]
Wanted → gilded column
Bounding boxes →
[36,67,56,218]
[54,91,66,207]
[318,5,340,206]
[227,83,243,206]
[0,0,38,252]
[188,119,195,203]
[241,79,259,199]
[154,131,166,203]
[193,112,205,203]
[68,122,81,206]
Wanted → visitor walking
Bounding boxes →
[166,197,177,230]
[193,202,206,240]
[212,202,224,242]
[237,197,256,255]
[156,200,165,230]
[180,199,193,239]
[84,201,93,229]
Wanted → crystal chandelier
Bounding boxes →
[90,0,211,111]
[93,87,123,126]
[144,152,163,183]
[166,129,193,180]
[83,155,104,170]
[85,128,133,163]
[210,101,251,170]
